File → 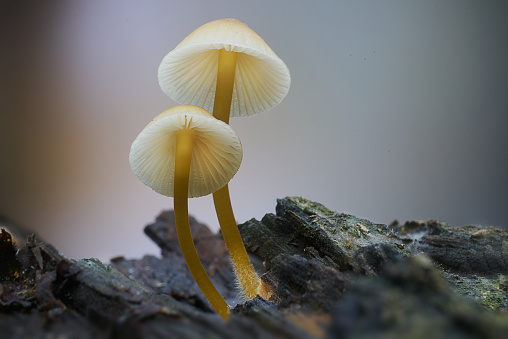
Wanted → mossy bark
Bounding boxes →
[1,197,507,338]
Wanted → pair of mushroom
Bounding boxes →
[129,19,290,321]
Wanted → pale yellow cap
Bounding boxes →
[129,105,243,198]
[158,18,291,117]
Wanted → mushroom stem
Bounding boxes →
[174,128,230,321]
[213,185,260,299]
[212,49,261,299]
[212,49,237,124]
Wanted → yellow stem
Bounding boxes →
[213,49,238,124]
[174,128,230,321]
[212,49,261,299]
[213,185,260,299]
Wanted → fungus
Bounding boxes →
[129,104,243,320]
[158,18,290,300]
[158,18,291,121]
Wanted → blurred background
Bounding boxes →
[1,0,507,261]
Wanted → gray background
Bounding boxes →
[1,0,507,261]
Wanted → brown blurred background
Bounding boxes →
[1,0,507,261]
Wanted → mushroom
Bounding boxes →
[129,104,243,321]
[158,18,291,122]
[158,18,290,300]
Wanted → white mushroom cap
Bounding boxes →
[158,18,291,118]
[129,105,243,198]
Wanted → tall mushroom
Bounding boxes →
[158,18,290,300]
[129,104,243,321]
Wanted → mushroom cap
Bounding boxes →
[129,105,243,198]
[158,18,291,118]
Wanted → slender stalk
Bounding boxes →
[212,49,237,124]
[174,128,230,321]
[213,185,259,299]
[212,49,261,299]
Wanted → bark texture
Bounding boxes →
[1,197,507,338]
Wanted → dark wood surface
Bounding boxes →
[1,197,507,338]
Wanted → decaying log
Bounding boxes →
[1,197,507,338]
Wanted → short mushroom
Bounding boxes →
[129,104,243,321]
[158,18,290,300]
